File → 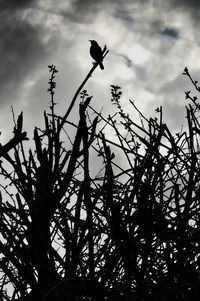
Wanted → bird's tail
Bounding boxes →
[99,61,104,70]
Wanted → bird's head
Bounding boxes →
[89,40,97,45]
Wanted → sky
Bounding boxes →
[0,0,200,143]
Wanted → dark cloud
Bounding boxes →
[64,0,135,23]
[0,0,58,108]
[119,54,133,68]
[167,0,200,23]
[60,0,103,23]
[113,8,134,23]
[160,27,179,39]
[0,0,35,9]
[20,0,200,27]
[173,0,200,8]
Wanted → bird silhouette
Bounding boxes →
[89,40,104,70]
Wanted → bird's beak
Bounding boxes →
[89,40,92,42]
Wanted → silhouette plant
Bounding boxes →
[0,52,200,301]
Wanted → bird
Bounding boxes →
[89,40,104,70]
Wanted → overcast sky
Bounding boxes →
[0,0,200,143]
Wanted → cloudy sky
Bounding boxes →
[0,0,200,143]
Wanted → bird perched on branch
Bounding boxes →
[89,40,104,70]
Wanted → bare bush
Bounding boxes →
[0,57,200,301]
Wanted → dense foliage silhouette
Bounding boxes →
[0,55,199,301]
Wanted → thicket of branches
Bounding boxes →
[0,49,200,301]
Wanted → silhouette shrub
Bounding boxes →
[0,62,200,301]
